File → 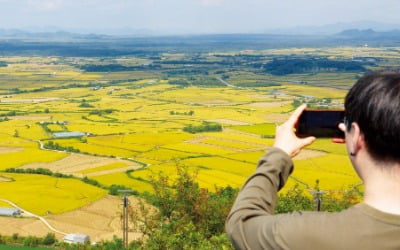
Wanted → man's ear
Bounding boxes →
[350,122,365,155]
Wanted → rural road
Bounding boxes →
[216,77,249,90]
[0,198,68,236]
[216,77,236,87]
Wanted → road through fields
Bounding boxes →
[0,198,67,236]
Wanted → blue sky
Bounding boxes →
[0,0,399,34]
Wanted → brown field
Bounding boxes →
[18,153,141,174]
[0,97,60,103]
[0,195,143,242]
[209,119,251,125]
[77,166,141,178]
[0,217,50,238]
[0,147,23,154]
[262,113,291,123]
[248,101,291,108]
[10,116,52,121]
[0,176,13,182]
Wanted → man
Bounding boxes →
[226,70,400,249]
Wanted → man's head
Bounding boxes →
[345,69,400,164]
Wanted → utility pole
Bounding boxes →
[312,190,326,211]
[118,190,134,249]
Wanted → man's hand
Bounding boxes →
[273,104,316,158]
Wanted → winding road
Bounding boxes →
[0,198,67,236]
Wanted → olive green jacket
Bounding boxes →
[226,147,400,250]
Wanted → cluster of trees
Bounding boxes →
[165,68,212,77]
[89,109,116,116]
[264,58,367,75]
[0,61,7,67]
[169,110,194,116]
[44,141,81,153]
[168,77,224,87]
[79,64,161,72]
[0,111,17,117]
[8,81,121,95]
[130,167,237,249]
[5,167,60,176]
[0,232,127,249]
[79,101,95,108]
[183,121,222,134]
[0,233,56,248]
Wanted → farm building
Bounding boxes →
[53,132,89,138]
[64,234,90,244]
[0,208,21,216]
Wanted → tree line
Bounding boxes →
[263,58,368,75]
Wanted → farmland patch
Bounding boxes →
[0,146,23,154]
[18,153,140,174]
[247,101,291,108]
[208,119,250,125]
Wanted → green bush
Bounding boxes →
[183,121,222,133]
[131,166,237,249]
[42,233,56,245]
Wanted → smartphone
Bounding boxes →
[296,110,345,138]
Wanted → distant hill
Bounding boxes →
[335,29,400,40]
[267,21,400,35]
[0,28,110,40]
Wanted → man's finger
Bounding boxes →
[287,104,307,127]
[301,136,316,147]
[338,123,346,132]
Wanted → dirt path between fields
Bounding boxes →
[0,198,67,236]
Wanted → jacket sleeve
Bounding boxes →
[225,147,294,249]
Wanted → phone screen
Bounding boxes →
[296,110,345,138]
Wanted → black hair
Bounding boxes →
[345,69,400,163]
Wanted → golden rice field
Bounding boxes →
[0,173,107,215]
[0,50,383,215]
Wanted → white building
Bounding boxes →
[0,208,21,216]
[64,234,90,244]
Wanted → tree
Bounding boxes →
[42,233,57,245]
[130,166,238,249]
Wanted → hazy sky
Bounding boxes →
[0,0,399,34]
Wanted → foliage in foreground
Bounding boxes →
[130,166,237,249]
